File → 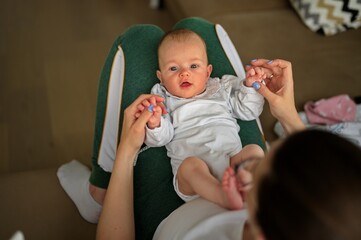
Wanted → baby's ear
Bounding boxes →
[156,70,162,83]
[207,64,213,77]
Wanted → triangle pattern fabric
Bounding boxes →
[290,0,361,36]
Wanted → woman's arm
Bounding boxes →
[249,59,305,135]
[96,94,165,240]
[96,143,136,240]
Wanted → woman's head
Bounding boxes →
[156,29,212,99]
[248,129,361,240]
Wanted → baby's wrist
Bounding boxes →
[243,79,252,88]
[147,122,160,130]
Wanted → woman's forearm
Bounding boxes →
[279,108,305,135]
[95,94,163,240]
[96,145,138,240]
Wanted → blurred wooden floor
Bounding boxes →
[0,0,175,173]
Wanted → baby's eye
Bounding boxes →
[190,64,199,69]
[170,66,178,71]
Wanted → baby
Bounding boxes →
[138,29,266,210]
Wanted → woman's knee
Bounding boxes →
[118,24,164,52]
[124,24,164,38]
[173,17,211,30]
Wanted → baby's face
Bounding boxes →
[157,35,212,99]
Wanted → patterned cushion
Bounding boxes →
[290,0,361,36]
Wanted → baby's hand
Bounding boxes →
[135,96,163,129]
[245,66,267,87]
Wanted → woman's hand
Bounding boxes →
[245,67,267,87]
[119,94,165,153]
[135,96,166,129]
[248,59,305,134]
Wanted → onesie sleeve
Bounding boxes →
[144,83,174,147]
[223,75,264,121]
[145,116,174,147]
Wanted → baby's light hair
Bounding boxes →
[158,29,208,61]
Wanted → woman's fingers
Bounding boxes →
[134,106,153,129]
[255,81,278,103]
[237,169,253,192]
[251,59,292,77]
[127,94,165,124]
[132,94,164,108]
[127,94,164,115]
[266,59,292,70]
[123,95,157,128]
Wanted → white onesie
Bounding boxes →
[145,75,264,201]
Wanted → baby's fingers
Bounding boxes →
[147,107,162,128]
[141,99,152,108]
[158,102,168,115]
[246,68,256,78]
[254,67,264,75]
[152,105,162,115]
[150,106,162,123]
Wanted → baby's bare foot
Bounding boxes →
[222,167,244,210]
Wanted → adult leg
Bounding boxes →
[57,24,165,224]
[89,24,165,189]
[57,160,103,223]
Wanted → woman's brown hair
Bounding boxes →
[256,129,361,240]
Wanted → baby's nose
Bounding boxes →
[180,70,189,78]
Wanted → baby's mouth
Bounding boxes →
[180,81,192,87]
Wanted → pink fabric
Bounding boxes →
[304,94,356,124]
